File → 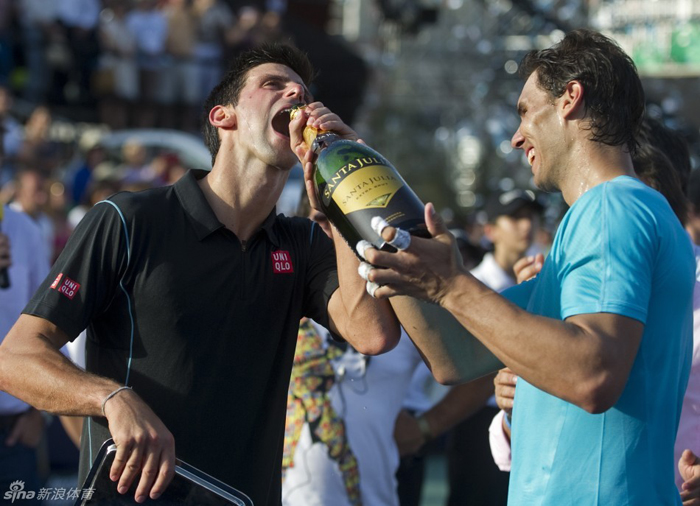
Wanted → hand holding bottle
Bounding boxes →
[289,102,360,211]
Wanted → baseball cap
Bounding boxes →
[484,189,542,221]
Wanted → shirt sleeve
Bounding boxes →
[488,409,512,472]
[501,279,536,310]
[302,221,339,331]
[559,186,655,323]
[23,201,130,339]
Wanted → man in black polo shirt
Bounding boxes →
[0,44,400,505]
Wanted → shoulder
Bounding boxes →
[274,214,323,245]
[98,186,173,220]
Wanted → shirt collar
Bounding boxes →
[175,170,280,246]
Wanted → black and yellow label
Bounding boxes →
[331,165,404,214]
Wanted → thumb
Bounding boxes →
[425,203,447,237]
[679,449,698,480]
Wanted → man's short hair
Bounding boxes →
[518,29,645,156]
[202,43,316,164]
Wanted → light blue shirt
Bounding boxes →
[0,205,49,414]
[503,176,694,505]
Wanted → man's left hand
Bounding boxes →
[360,203,466,304]
[680,449,700,505]
[393,410,426,457]
[5,408,45,448]
[289,102,360,211]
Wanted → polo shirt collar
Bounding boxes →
[175,170,280,246]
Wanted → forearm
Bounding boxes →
[329,232,400,354]
[420,374,495,437]
[0,315,119,416]
[441,273,637,412]
[391,296,502,384]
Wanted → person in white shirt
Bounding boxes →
[0,205,50,501]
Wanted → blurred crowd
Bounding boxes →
[4,0,296,132]
[0,83,195,267]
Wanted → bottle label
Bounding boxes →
[328,164,404,214]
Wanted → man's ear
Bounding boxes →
[558,80,585,120]
[209,105,236,129]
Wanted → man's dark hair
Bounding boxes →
[202,43,316,164]
[637,116,691,193]
[519,28,645,155]
[633,144,688,226]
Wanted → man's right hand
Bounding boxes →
[513,253,544,284]
[494,367,517,416]
[103,388,176,503]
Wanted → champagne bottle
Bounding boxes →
[292,107,429,255]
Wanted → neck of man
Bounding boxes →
[199,154,289,242]
[559,142,636,206]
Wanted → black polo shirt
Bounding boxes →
[24,170,339,506]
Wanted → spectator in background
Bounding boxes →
[193,0,235,104]
[0,87,23,181]
[161,0,200,132]
[0,0,14,87]
[116,138,150,184]
[0,119,51,502]
[0,204,50,506]
[17,0,57,104]
[69,144,106,208]
[54,0,101,105]
[126,0,168,127]
[67,179,120,230]
[10,167,55,264]
[16,105,61,175]
[97,1,138,129]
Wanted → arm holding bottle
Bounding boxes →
[290,103,401,355]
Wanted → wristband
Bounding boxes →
[416,415,433,442]
[101,386,132,417]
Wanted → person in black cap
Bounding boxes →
[445,189,541,506]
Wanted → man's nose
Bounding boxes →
[511,128,524,149]
[287,83,305,102]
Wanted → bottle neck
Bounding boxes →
[311,131,341,154]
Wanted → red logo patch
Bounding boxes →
[50,273,63,289]
[271,251,294,274]
[56,276,81,300]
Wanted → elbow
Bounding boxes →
[351,325,401,356]
[431,368,465,386]
[573,373,623,414]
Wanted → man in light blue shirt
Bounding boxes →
[360,29,695,505]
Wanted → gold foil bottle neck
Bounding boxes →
[290,105,320,147]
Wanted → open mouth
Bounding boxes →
[272,105,303,137]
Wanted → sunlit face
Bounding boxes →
[232,63,311,171]
[490,206,538,256]
[511,72,565,192]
